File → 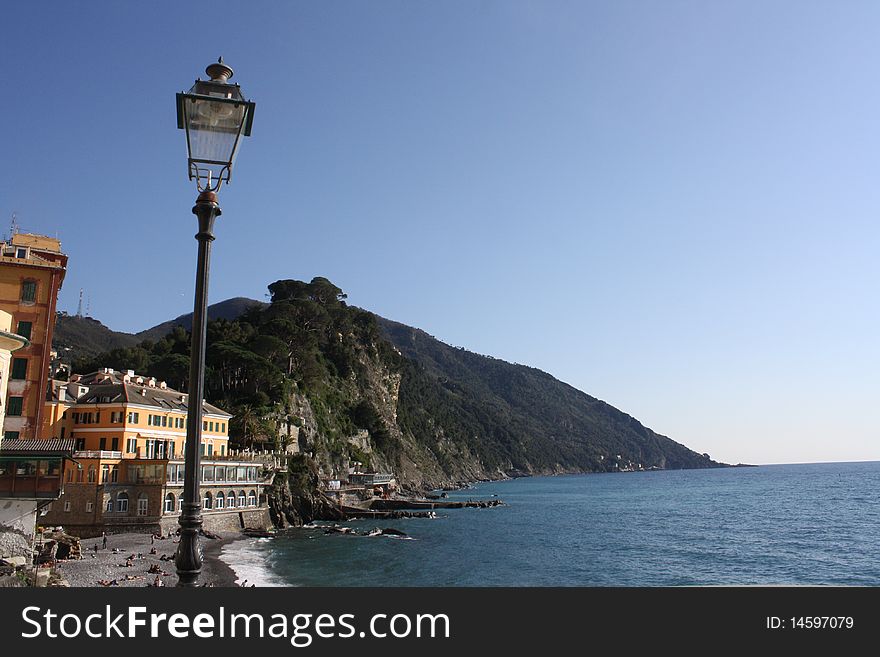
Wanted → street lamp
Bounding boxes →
[174,58,255,587]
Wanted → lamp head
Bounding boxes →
[176,58,255,192]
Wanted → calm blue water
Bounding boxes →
[223,462,880,586]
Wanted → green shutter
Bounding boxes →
[11,358,28,380]
[7,397,24,416]
[16,321,32,340]
[20,281,37,303]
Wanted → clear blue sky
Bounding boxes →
[2,2,877,465]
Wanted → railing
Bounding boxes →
[74,450,123,459]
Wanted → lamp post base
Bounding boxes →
[176,503,203,587]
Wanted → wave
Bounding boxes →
[219,538,287,587]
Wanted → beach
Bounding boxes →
[52,531,243,588]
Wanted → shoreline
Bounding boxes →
[203,533,244,587]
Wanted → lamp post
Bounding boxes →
[174,58,255,586]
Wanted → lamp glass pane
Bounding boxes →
[185,96,247,165]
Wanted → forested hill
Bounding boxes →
[59,278,721,488]
[54,297,266,363]
[379,317,719,474]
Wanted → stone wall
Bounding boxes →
[0,499,38,559]
[41,483,103,528]
[45,506,272,540]
[159,508,271,535]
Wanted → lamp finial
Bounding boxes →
[206,58,234,82]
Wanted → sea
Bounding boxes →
[220,461,880,586]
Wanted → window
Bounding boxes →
[203,492,212,510]
[216,492,224,509]
[207,443,213,457]
[137,497,148,516]
[99,437,106,451]
[209,421,214,432]
[87,466,96,483]
[63,500,71,512]
[203,420,208,431]
[110,466,118,483]
[127,411,139,423]
[86,501,94,513]
[238,491,246,508]
[66,468,73,482]
[11,358,27,380]
[221,445,226,456]
[162,416,167,427]
[20,280,37,303]
[164,493,175,513]
[16,247,27,258]
[15,320,32,340]
[101,464,109,482]
[4,431,20,441]
[126,438,137,454]
[7,397,23,416]
[105,499,113,513]
[111,437,119,451]
[177,497,183,512]
[117,493,129,512]
[248,492,256,507]
[227,491,236,508]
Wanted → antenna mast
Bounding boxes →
[8,212,20,240]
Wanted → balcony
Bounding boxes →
[74,450,123,459]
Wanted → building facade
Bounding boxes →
[0,233,67,442]
[0,308,73,560]
[41,369,271,536]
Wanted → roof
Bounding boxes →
[63,371,231,417]
[0,438,76,458]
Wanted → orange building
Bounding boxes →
[41,368,270,536]
[0,233,67,442]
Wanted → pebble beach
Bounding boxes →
[52,531,242,588]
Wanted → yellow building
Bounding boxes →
[0,310,30,447]
[0,233,67,442]
[46,367,231,466]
